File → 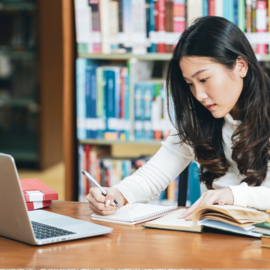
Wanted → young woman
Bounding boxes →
[86,16,270,220]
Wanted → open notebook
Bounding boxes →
[91,203,178,225]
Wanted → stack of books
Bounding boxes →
[20,178,58,211]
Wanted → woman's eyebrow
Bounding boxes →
[183,69,208,80]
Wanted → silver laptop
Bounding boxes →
[0,153,113,245]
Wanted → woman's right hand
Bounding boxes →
[86,187,128,215]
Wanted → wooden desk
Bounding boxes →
[1,201,270,268]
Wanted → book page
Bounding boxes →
[144,209,202,232]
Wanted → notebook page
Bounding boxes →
[91,203,177,223]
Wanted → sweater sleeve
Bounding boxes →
[230,182,270,211]
[113,128,194,204]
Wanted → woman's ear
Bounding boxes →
[236,56,248,78]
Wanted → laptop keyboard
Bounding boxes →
[31,221,76,240]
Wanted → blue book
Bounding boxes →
[149,0,156,53]
[104,68,119,138]
[134,83,144,140]
[124,70,130,140]
[186,161,201,206]
[143,83,154,140]
[76,58,87,140]
[85,65,98,139]
[233,0,238,26]
[96,67,105,139]
[228,0,234,23]
[122,0,132,53]
[202,0,208,16]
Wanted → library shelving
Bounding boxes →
[0,0,64,169]
[63,0,270,202]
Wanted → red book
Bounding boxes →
[157,0,166,53]
[26,200,52,211]
[209,0,215,16]
[20,178,58,202]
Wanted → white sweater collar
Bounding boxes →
[224,113,241,129]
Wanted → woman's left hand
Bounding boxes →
[179,188,234,221]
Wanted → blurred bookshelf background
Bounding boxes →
[1,0,270,204]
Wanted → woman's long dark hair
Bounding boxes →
[166,16,270,189]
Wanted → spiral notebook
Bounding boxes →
[91,203,178,225]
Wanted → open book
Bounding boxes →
[91,203,178,225]
[143,205,268,238]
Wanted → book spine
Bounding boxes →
[134,83,143,140]
[96,67,105,139]
[100,0,111,53]
[223,0,229,21]
[76,58,87,140]
[165,0,174,53]
[143,83,154,140]
[208,0,215,16]
[109,0,119,53]
[89,2,102,53]
[246,0,252,33]
[84,145,91,196]
[149,0,157,52]
[78,145,84,202]
[74,0,92,53]
[104,69,118,139]
[234,0,238,26]
[145,0,151,52]
[85,66,91,138]
[124,68,130,140]
[203,0,209,16]
[252,0,257,32]
[157,0,166,53]
[256,0,267,54]
[26,201,52,211]
[228,0,234,22]
[123,0,133,53]
[152,83,162,140]
[117,0,126,53]
[238,0,245,32]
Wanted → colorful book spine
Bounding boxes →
[203,0,208,16]
[143,83,154,139]
[78,145,84,202]
[173,0,186,34]
[251,0,257,32]
[149,0,157,52]
[89,1,101,53]
[134,83,144,139]
[246,0,252,33]
[123,0,133,53]
[85,65,98,139]
[165,0,174,53]
[238,0,245,31]
[76,58,87,140]
[157,0,166,53]
[208,0,215,16]
[233,0,238,26]
[100,0,111,54]
[256,0,267,54]
[96,67,105,139]
[117,0,126,53]
[223,0,234,23]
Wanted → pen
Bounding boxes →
[81,170,121,208]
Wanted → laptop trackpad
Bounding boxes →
[41,217,84,228]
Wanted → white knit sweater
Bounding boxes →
[114,113,270,211]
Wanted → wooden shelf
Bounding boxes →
[78,53,172,61]
[79,139,162,146]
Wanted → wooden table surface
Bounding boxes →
[1,201,270,268]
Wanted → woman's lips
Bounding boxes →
[205,104,216,110]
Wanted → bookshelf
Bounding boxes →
[0,0,64,169]
[63,0,270,202]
